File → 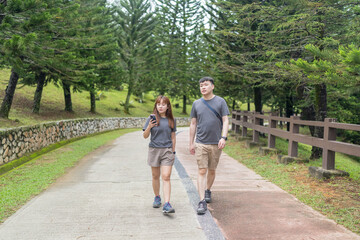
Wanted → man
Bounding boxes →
[189,76,230,215]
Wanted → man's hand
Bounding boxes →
[218,138,226,149]
[189,143,195,155]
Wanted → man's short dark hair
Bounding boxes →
[199,77,214,85]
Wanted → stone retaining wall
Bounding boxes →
[0,117,190,166]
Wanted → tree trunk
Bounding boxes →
[297,83,316,134]
[90,89,96,113]
[311,83,327,159]
[232,99,235,110]
[254,86,262,113]
[285,90,294,131]
[247,96,250,111]
[63,82,73,112]
[182,95,187,114]
[0,69,19,118]
[0,1,6,24]
[32,71,46,114]
[254,85,264,136]
[124,81,133,114]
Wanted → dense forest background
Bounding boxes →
[1,0,360,157]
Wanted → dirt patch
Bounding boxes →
[290,166,360,210]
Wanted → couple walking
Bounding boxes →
[143,76,230,215]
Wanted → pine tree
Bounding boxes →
[74,0,119,113]
[112,0,157,114]
[155,0,205,113]
[0,0,81,116]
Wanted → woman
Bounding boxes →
[143,96,176,214]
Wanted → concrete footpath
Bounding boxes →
[0,128,359,240]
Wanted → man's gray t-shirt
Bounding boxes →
[143,117,176,148]
[190,96,230,144]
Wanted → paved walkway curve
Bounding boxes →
[0,130,206,240]
[0,128,359,240]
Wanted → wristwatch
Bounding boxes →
[221,136,228,141]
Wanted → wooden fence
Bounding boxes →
[231,110,360,170]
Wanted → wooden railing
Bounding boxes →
[231,110,360,170]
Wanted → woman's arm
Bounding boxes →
[143,119,156,139]
[171,131,176,152]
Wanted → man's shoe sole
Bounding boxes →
[153,204,161,208]
[205,198,211,203]
[197,211,206,215]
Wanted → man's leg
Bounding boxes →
[204,145,222,203]
[197,168,207,200]
[195,143,209,215]
[197,168,208,215]
[206,169,216,190]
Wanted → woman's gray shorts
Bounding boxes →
[147,147,175,167]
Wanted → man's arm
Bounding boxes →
[222,115,229,138]
[189,118,197,155]
[218,115,229,149]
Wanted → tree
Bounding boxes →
[279,0,359,158]
[155,0,205,114]
[0,0,81,116]
[0,1,38,118]
[113,0,157,114]
[204,0,275,114]
[74,0,119,113]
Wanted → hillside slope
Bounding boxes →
[0,69,191,129]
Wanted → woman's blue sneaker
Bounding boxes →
[153,196,161,208]
[162,202,175,214]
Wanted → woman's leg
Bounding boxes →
[151,167,161,196]
[160,165,173,202]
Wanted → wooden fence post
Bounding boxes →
[322,118,337,170]
[235,111,241,134]
[231,111,236,133]
[268,112,277,148]
[242,111,248,137]
[288,115,300,157]
[253,112,260,143]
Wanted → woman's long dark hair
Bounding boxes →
[152,95,175,129]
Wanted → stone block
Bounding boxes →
[235,135,252,141]
[309,166,349,180]
[245,140,266,149]
[259,147,279,156]
[229,132,237,137]
[277,155,309,164]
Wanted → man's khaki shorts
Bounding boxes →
[147,147,175,167]
[195,143,222,170]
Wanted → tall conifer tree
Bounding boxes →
[113,0,157,114]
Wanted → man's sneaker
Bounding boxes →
[153,195,161,208]
[162,202,175,214]
[197,200,207,215]
[205,189,212,203]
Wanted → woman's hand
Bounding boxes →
[143,118,157,139]
[148,119,157,129]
